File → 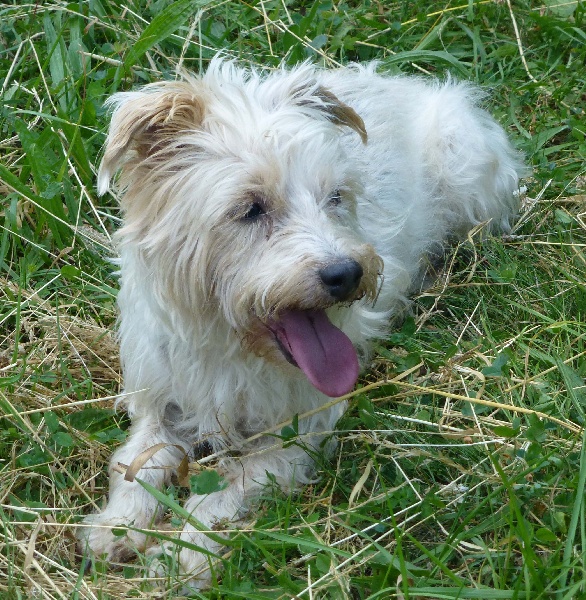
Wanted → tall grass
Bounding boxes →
[1,0,585,598]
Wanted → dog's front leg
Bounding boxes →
[78,410,188,562]
[150,441,317,587]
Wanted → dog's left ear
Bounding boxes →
[300,86,367,144]
[97,81,206,194]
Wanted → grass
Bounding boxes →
[1,0,586,597]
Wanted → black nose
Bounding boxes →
[319,259,364,301]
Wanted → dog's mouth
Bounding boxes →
[266,309,359,398]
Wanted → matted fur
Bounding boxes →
[78,58,523,586]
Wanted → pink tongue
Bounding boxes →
[276,310,359,397]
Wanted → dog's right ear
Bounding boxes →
[97,81,206,195]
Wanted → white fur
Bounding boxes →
[78,58,523,587]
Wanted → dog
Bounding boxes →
[78,58,523,586]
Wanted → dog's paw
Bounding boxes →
[77,512,148,563]
[146,540,218,590]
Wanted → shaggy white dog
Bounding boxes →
[78,58,522,585]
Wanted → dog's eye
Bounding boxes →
[243,202,266,221]
[329,190,342,206]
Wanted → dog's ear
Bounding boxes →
[314,87,368,144]
[98,81,205,194]
[298,86,367,144]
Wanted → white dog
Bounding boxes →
[78,58,522,585]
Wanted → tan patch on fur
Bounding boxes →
[355,243,384,302]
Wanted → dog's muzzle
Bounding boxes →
[259,254,380,398]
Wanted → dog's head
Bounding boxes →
[99,60,383,397]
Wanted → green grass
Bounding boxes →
[1,0,586,597]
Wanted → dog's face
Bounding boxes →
[99,62,383,397]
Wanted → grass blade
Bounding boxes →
[124,0,198,69]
